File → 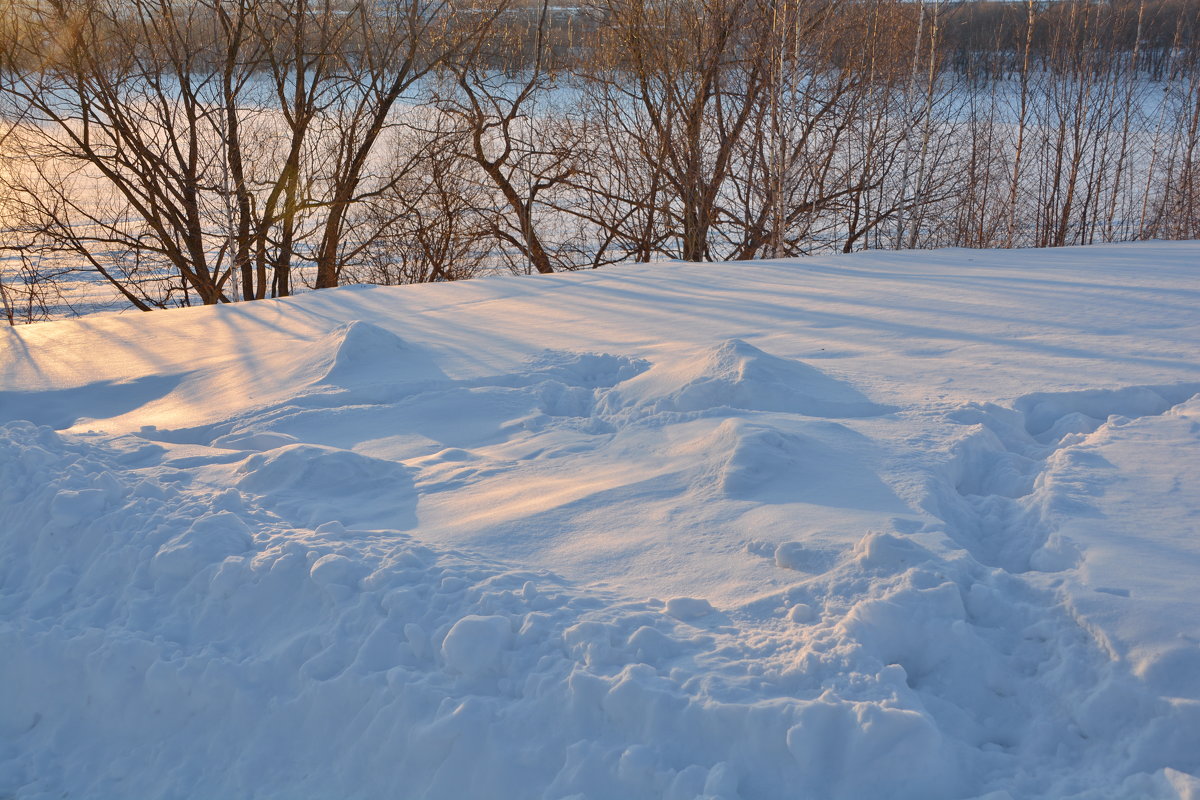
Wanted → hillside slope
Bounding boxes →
[2,242,1199,799]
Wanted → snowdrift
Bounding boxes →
[2,243,1199,799]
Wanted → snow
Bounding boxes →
[2,241,1199,799]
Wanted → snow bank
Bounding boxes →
[2,243,1199,799]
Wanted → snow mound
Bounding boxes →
[703,418,904,510]
[150,511,254,581]
[600,339,893,419]
[441,614,512,676]
[312,320,447,390]
[236,443,417,528]
[664,596,715,620]
[774,541,840,573]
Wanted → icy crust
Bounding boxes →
[2,419,1197,800]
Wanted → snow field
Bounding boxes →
[2,243,1199,798]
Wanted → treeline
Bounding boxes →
[937,0,1198,78]
[0,0,1198,323]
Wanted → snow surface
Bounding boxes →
[2,241,1199,799]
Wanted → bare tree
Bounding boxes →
[432,1,584,275]
[4,0,1200,322]
[583,0,771,262]
[341,115,491,285]
[0,0,503,309]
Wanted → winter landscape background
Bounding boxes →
[2,0,1200,796]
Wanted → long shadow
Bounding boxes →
[0,373,185,429]
[561,275,1199,372]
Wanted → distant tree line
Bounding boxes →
[0,0,1197,322]
[939,0,1199,79]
